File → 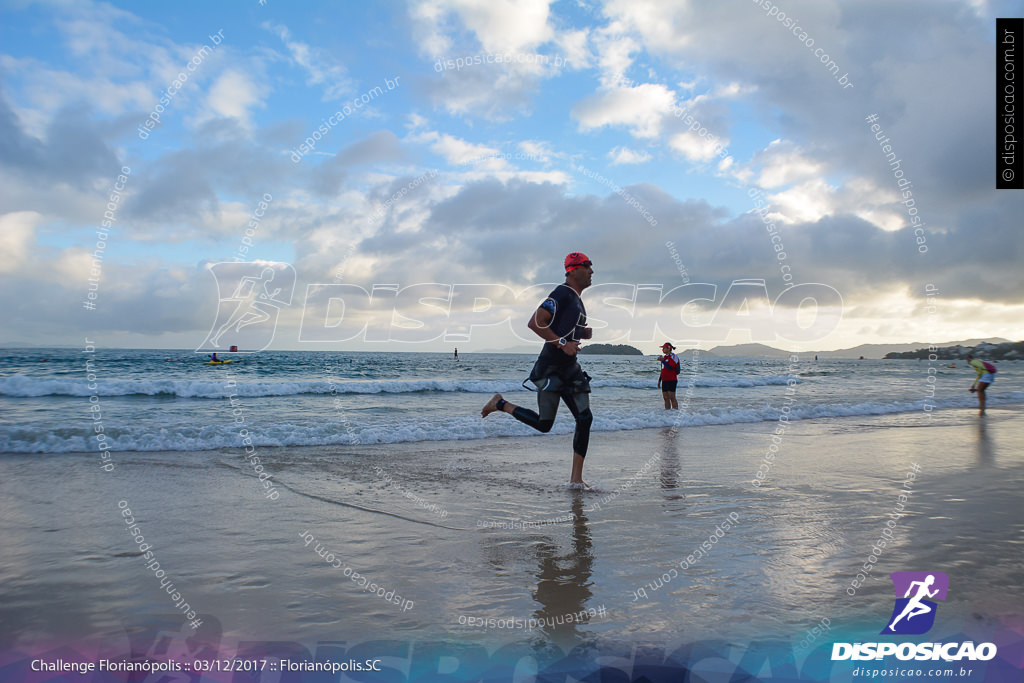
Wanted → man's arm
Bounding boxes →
[527,307,579,355]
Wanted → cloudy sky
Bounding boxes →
[1,0,1021,352]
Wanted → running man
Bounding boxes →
[887,574,939,631]
[966,354,997,416]
[658,342,680,410]
[482,252,595,487]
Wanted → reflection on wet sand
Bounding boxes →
[975,419,995,467]
[659,427,685,505]
[530,496,597,648]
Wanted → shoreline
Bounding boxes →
[3,400,1021,461]
[1,404,1021,657]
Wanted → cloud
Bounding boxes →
[310,130,407,196]
[589,22,642,88]
[0,55,155,125]
[0,89,122,188]
[1,0,1021,349]
[608,146,651,165]
[744,139,827,190]
[204,69,267,126]
[264,22,353,101]
[411,0,555,57]
[120,122,294,236]
[554,28,591,69]
[423,131,502,165]
[0,211,41,273]
[572,83,676,138]
[422,64,546,119]
[412,0,574,118]
[667,131,722,163]
[517,139,557,163]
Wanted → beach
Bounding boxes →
[5,0,1023,678]
[2,400,1022,679]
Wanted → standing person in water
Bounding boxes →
[454,347,459,361]
[657,342,680,410]
[966,354,997,416]
[482,252,595,487]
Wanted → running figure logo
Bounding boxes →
[197,262,295,353]
[881,571,949,635]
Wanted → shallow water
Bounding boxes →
[2,348,1022,454]
[1,407,1020,656]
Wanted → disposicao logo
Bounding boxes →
[882,571,948,635]
[831,571,997,662]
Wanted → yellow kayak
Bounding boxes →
[204,359,233,365]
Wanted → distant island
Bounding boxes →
[701,338,1011,359]
[579,343,644,355]
[884,340,1023,361]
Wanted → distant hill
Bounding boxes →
[578,343,643,355]
[482,338,1013,358]
[815,339,1012,359]
[680,348,717,357]
[705,338,1013,359]
[707,343,792,358]
[885,340,1024,361]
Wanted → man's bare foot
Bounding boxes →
[482,393,504,418]
[568,480,594,491]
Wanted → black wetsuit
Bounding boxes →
[511,284,594,457]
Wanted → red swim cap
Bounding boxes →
[564,252,591,273]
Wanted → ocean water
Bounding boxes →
[1,347,1022,663]
[1,347,1021,454]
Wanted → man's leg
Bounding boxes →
[482,392,558,433]
[482,393,511,417]
[562,390,593,484]
[662,391,671,410]
[570,453,585,483]
[669,391,678,410]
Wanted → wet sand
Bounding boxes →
[1,406,1022,670]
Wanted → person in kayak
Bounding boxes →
[482,252,595,487]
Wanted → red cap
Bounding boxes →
[564,252,591,273]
